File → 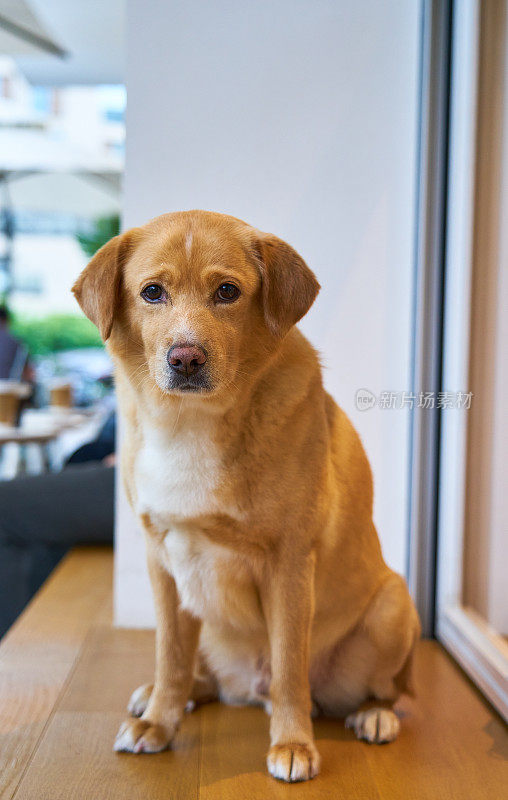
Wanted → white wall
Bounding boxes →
[115,0,421,626]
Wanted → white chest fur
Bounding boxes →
[162,529,262,630]
[134,413,222,526]
[133,410,261,630]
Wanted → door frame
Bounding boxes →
[407,0,453,637]
[434,0,508,720]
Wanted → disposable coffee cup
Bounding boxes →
[49,380,73,408]
[0,381,30,426]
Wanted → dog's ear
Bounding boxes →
[72,228,140,341]
[254,233,320,337]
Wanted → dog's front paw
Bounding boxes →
[113,717,177,754]
[345,708,400,743]
[267,742,321,782]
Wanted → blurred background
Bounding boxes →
[0,0,506,721]
[0,0,122,636]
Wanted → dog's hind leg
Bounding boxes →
[128,659,218,718]
[185,662,219,711]
[312,573,420,743]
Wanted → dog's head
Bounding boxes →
[73,211,319,400]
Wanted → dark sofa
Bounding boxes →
[0,463,114,638]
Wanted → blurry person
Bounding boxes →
[0,305,29,381]
[66,410,116,465]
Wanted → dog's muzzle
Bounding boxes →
[166,343,211,392]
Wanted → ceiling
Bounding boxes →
[3,0,124,85]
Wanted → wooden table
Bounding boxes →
[0,408,102,477]
[1,547,506,800]
[0,427,57,475]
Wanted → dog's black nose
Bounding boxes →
[168,344,207,376]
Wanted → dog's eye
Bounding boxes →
[141,284,166,303]
[215,283,240,303]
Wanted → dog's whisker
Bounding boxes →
[169,397,184,437]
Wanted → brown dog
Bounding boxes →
[73,210,420,783]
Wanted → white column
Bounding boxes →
[115,0,421,626]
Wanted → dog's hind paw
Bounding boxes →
[127,683,153,718]
[345,707,400,743]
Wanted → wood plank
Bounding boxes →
[12,712,201,800]
[362,641,508,800]
[199,703,380,800]
[198,644,507,799]
[2,547,507,799]
[12,626,201,800]
[0,547,112,800]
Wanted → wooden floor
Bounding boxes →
[0,548,506,800]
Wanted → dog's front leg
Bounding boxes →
[114,537,200,754]
[261,549,320,782]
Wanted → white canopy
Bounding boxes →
[0,0,65,57]
[0,128,122,174]
[7,171,121,216]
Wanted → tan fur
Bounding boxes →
[73,210,420,782]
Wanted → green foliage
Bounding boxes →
[8,216,121,356]
[76,215,120,258]
[11,314,103,356]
